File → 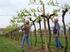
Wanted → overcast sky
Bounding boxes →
[0,0,70,28]
[0,0,29,28]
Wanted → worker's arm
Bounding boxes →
[19,25,24,32]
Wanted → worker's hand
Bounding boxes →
[19,30,22,32]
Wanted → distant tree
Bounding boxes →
[61,4,70,52]
[29,18,37,46]
[62,8,68,52]
[36,16,44,49]
[41,11,57,52]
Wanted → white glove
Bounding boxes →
[19,30,22,32]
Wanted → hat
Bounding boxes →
[25,20,29,24]
[54,18,58,22]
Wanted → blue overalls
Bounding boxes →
[53,22,63,48]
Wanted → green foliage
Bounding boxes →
[63,4,70,10]
[36,16,42,22]
[47,0,59,6]
[4,26,13,33]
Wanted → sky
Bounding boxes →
[0,0,70,28]
[0,0,29,28]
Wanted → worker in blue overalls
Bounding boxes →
[51,18,63,48]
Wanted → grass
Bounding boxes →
[29,35,70,52]
[0,36,22,52]
[0,35,70,52]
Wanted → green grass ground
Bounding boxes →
[0,36,22,52]
[0,35,70,52]
[29,35,70,52]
